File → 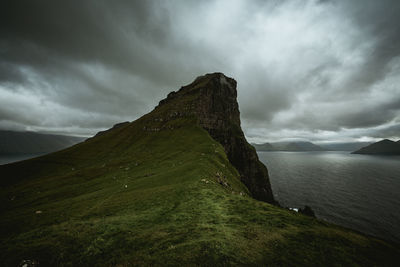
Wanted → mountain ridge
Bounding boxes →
[352,139,400,155]
[253,141,378,152]
[253,141,324,151]
[319,142,373,151]
[0,130,84,155]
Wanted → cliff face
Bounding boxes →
[157,73,274,203]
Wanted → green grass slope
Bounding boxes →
[1,104,399,266]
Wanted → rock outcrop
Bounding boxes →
[299,206,316,217]
[156,73,274,203]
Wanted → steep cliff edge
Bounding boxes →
[156,73,274,203]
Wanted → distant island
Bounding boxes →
[252,141,324,151]
[0,130,84,156]
[252,141,375,152]
[352,139,400,155]
[319,142,373,151]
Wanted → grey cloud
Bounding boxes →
[333,0,400,93]
[0,0,399,141]
[0,1,171,83]
[0,62,26,84]
[368,123,400,140]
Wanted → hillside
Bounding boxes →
[253,141,376,152]
[0,73,399,266]
[319,142,373,151]
[352,139,400,155]
[252,142,274,151]
[253,141,324,151]
[0,130,84,155]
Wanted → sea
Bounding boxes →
[258,151,400,243]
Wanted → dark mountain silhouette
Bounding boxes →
[252,142,274,151]
[0,130,84,155]
[319,142,373,151]
[254,141,383,152]
[352,139,400,155]
[253,141,324,151]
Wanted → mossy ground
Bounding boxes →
[1,117,399,266]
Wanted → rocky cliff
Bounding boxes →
[156,72,274,203]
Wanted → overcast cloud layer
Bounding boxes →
[1,0,399,142]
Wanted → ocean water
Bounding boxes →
[257,151,400,243]
[0,154,44,165]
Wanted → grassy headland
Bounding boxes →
[1,74,399,266]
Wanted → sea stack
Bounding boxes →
[156,72,274,203]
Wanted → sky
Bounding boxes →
[1,0,399,143]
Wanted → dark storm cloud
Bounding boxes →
[0,0,399,141]
[0,62,26,83]
[0,0,176,84]
[0,0,210,135]
[1,1,151,62]
[333,0,400,94]
[241,0,400,142]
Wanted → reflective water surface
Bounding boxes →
[258,151,400,243]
